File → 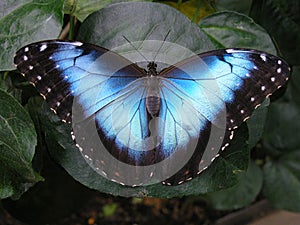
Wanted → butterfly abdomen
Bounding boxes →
[146,95,161,117]
[145,74,161,117]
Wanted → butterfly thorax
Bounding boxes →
[146,61,161,117]
[146,61,158,76]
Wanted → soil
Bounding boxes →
[0,194,227,225]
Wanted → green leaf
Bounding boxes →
[199,11,277,53]
[247,99,269,149]
[250,0,300,66]
[263,150,300,212]
[203,161,263,210]
[0,71,23,102]
[0,89,42,199]
[0,0,64,71]
[65,0,153,22]
[77,2,215,55]
[263,100,300,153]
[212,0,253,15]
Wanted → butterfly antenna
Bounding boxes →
[153,30,171,62]
[122,35,149,63]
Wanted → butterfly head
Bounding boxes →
[147,61,158,76]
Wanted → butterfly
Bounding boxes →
[14,40,290,186]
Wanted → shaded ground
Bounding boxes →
[1,194,224,225]
[2,194,296,225]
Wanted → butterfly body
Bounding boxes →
[14,40,290,186]
[145,62,161,117]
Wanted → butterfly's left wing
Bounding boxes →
[159,49,290,185]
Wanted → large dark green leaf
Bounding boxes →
[199,11,276,53]
[203,161,262,210]
[77,2,215,54]
[65,0,153,22]
[0,89,42,199]
[0,0,64,71]
[247,99,269,149]
[263,150,300,212]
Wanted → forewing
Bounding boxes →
[14,40,145,122]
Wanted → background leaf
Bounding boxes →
[199,11,277,53]
[0,89,41,199]
[0,0,64,71]
[247,99,270,149]
[203,161,263,210]
[65,0,153,22]
[263,100,300,153]
[263,150,300,212]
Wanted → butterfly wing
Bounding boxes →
[14,41,159,183]
[159,49,290,185]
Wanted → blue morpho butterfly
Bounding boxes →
[14,39,290,186]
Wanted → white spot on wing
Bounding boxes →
[229,131,234,140]
[37,75,42,80]
[23,55,28,61]
[260,54,267,62]
[226,49,235,53]
[29,65,33,70]
[277,68,282,73]
[261,86,266,91]
[40,44,47,52]
[278,60,282,65]
[73,42,83,46]
[24,47,29,52]
[271,77,276,82]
